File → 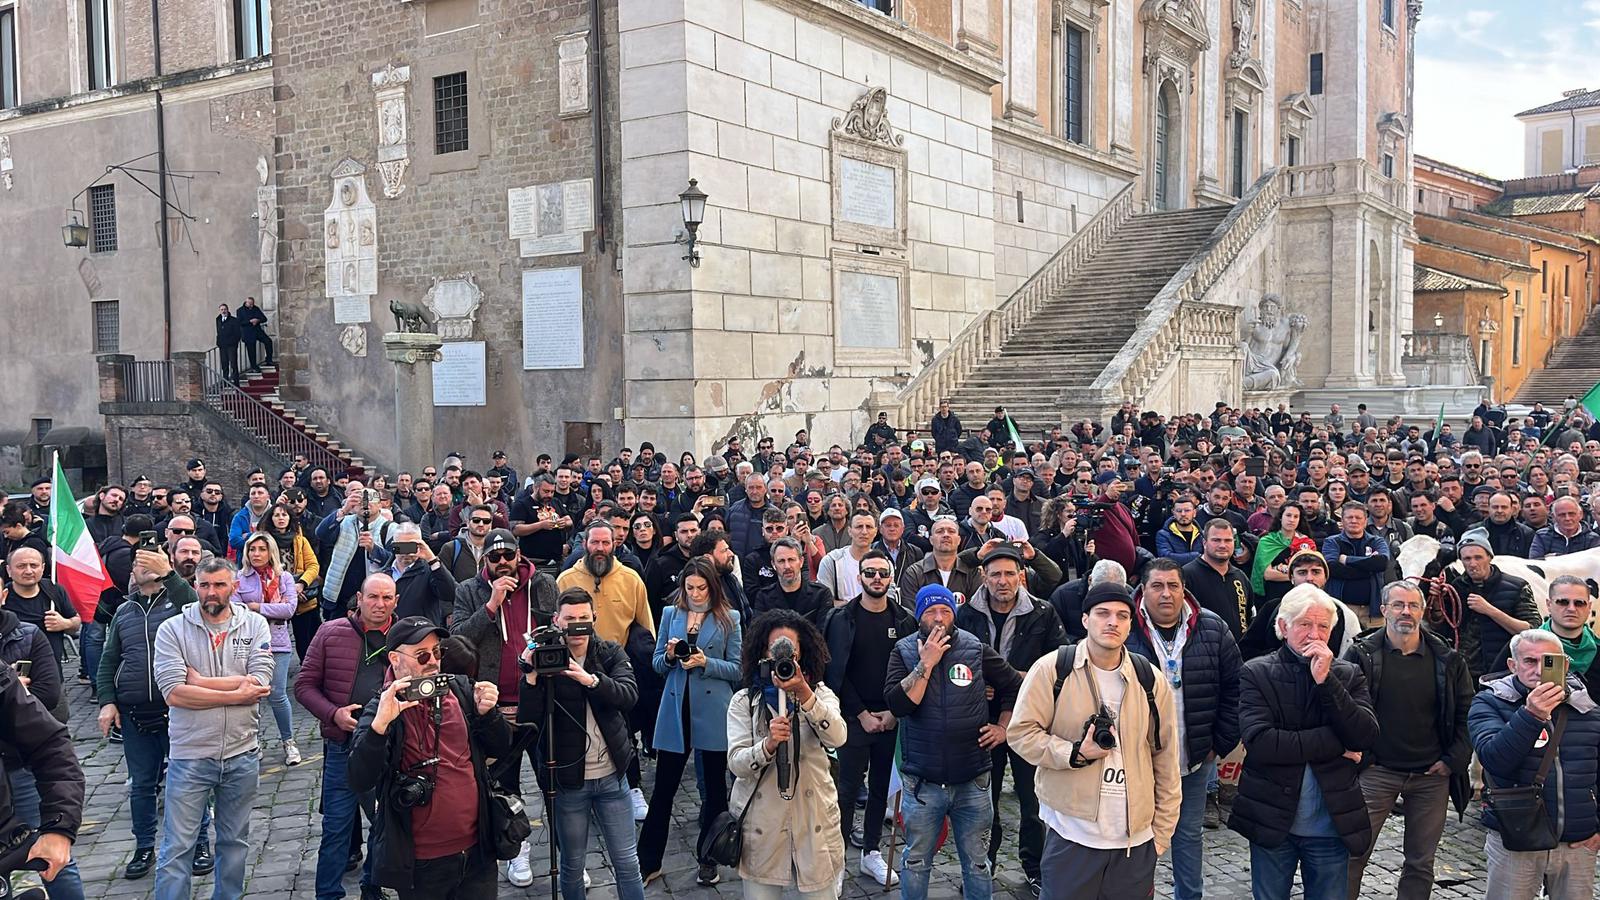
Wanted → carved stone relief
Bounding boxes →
[339,324,369,358]
[0,136,12,190]
[1241,293,1307,390]
[371,64,411,198]
[832,87,905,147]
[324,158,378,322]
[557,32,590,117]
[423,274,484,340]
[1228,0,1255,69]
[255,156,279,310]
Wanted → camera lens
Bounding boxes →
[773,658,797,681]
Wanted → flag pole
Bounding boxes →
[49,449,59,586]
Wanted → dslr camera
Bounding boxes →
[672,628,701,662]
[1084,703,1116,750]
[760,636,798,683]
[391,770,435,809]
[399,673,452,704]
[520,622,595,676]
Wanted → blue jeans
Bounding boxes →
[80,622,104,686]
[155,751,259,900]
[315,740,374,900]
[899,773,991,900]
[1169,761,1215,900]
[551,774,646,900]
[1250,834,1348,900]
[263,651,294,742]
[120,720,211,850]
[8,768,85,900]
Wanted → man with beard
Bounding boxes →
[1343,581,1474,900]
[686,530,748,614]
[152,559,274,898]
[1426,532,1541,683]
[739,508,790,597]
[750,537,833,623]
[556,521,652,648]
[86,484,128,544]
[162,494,223,556]
[439,504,496,582]
[510,475,572,569]
[169,535,207,586]
[823,547,915,886]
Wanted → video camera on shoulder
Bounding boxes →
[1074,500,1115,540]
[519,622,594,676]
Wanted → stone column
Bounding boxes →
[96,354,133,403]
[383,332,443,470]
[170,352,207,402]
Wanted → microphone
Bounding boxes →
[770,635,800,799]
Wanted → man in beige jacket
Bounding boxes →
[1006,581,1181,899]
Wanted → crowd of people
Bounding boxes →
[3,395,1600,900]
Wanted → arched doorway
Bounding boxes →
[1367,241,1383,377]
[1154,81,1179,210]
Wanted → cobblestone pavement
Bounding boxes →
[43,670,1497,900]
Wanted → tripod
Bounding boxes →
[538,674,559,900]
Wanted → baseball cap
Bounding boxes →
[1014,467,1036,479]
[484,528,519,555]
[910,439,926,451]
[492,450,508,459]
[916,477,941,492]
[385,615,449,653]
[879,508,904,523]
[980,544,1025,568]
[1094,470,1122,486]
[706,455,730,474]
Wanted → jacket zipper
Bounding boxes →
[1554,755,1566,838]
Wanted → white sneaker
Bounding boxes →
[506,841,534,887]
[629,787,649,821]
[583,869,591,888]
[284,740,302,767]
[861,850,898,887]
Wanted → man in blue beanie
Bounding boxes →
[885,584,1025,900]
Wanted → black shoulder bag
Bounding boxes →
[699,702,784,867]
[1482,707,1567,852]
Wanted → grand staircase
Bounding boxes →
[1513,313,1600,405]
[942,206,1230,431]
[226,363,370,478]
[895,169,1288,434]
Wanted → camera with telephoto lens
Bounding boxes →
[1085,703,1116,749]
[761,636,798,683]
[391,771,435,808]
[673,628,701,661]
[399,673,451,704]
[520,622,595,676]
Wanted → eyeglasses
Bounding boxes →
[1553,598,1591,608]
[486,550,517,562]
[408,647,440,665]
[469,517,493,525]
[860,568,893,578]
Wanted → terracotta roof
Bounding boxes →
[1417,236,1540,272]
[1482,192,1589,216]
[1414,264,1504,293]
[1518,89,1600,117]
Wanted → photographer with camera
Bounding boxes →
[1006,581,1180,899]
[151,558,274,900]
[318,481,396,619]
[726,608,848,899]
[0,653,81,896]
[385,522,457,626]
[347,616,514,899]
[514,587,646,900]
[1086,472,1141,573]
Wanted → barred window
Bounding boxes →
[434,72,468,154]
[92,300,119,353]
[1062,26,1085,144]
[89,183,117,252]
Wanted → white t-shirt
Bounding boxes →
[1040,663,1156,849]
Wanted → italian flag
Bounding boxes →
[49,456,109,622]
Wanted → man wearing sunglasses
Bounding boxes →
[439,505,497,583]
[904,477,953,553]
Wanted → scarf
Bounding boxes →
[253,566,278,604]
[1542,617,1600,673]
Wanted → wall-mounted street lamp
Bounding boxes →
[61,210,89,248]
[678,178,707,268]
[1433,312,1444,329]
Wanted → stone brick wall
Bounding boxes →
[103,405,290,497]
[272,0,625,472]
[991,124,1125,297]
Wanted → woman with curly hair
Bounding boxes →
[726,609,847,899]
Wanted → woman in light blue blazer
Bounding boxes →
[637,556,743,887]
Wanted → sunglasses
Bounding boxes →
[920,488,940,495]
[170,528,195,535]
[860,568,893,578]
[486,550,517,562]
[1553,598,1591,608]
[407,647,441,665]
[470,517,494,525]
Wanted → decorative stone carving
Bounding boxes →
[0,136,13,190]
[324,159,378,316]
[1377,112,1407,158]
[371,64,411,198]
[423,274,483,340]
[255,156,279,310]
[832,88,904,147]
[383,331,444,364]
[1140,0,1210,79]
[1406,0,1423,28]
[1228,0,1255,69]
[557,32,590,117]
[1241,294,1307,390]
[388,298,438,334]
[339,324,368,358]
[1226,59,1267,112]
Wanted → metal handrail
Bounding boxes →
[196,357,349,474]
[119,360,175,402]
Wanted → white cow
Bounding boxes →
[1393,534,1600,629]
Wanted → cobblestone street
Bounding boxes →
[30,669,1504,900]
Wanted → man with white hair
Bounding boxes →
[1469,628,1600,900]
[1529,496,1600,559]
[385,521,456,625]
[1050,559,1128,641]
[1229,584,1379,900]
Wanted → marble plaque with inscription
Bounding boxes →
[520,233,585,257]
[507,187,537,239]
[333,295,371,324]
[839,158,898,230]
[433,341,487,406]
[838,271,901,349]
[522,267,585,370]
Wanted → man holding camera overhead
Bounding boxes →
[516,587,647,900]
[348,615,513,900]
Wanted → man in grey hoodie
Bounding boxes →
[151,558,274,900]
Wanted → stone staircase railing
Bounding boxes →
[1077,167,1288,410]
[892,180,1138,427]
[1284,158,1408,212]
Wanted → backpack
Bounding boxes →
[1051,641,1163,751]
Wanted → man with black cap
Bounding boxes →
[885,583,1023,900]
[486,451,519,501]
[1425,530,1540,682]
[1006,468,1045,536]
[957,544,1068,896]
[1007,579,1180,900]
[348,614,514,899]
[452,528,559,708]
[182,459,209,499]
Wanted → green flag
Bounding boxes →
[1581,382,1600,421]
[1431,402,1445,443]
[1008,417,1025,454]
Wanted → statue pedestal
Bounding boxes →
[383,332,443,470]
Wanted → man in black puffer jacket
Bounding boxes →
[1125,557,1240,900]
[955,545,1066,892]
[1229,583,1378,900]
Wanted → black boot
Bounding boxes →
[124,847,156,880]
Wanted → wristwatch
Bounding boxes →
[586,673,600,689]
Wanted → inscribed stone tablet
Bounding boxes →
[838,271,901,349]
[838,158,898,230]
[522,267,585,370]
[433,341,487,406]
